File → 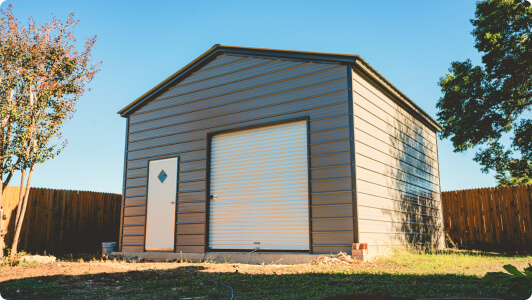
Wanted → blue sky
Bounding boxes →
[3,0,495,193]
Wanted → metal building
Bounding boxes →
[117,45,443,256]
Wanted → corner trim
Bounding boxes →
[347,65,360,244]
[352,60,442,132]
[118,118,129,252]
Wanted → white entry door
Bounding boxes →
[209,120,310,250]
[145,157,178,251]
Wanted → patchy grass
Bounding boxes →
[380,248,532,276]
[0,250,530,299]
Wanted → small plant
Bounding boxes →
[484,263,532,298]
[0,250,26,266]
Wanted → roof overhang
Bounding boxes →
[118,45,442,132]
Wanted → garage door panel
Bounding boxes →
[209,120,310,250]
[210,161,307,177]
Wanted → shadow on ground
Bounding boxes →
[0,264,507,300]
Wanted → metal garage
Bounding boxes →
[116,45,444,256]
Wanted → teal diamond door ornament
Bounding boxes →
[158,170,167,183]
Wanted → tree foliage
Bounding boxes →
[0,5,100,260]
[437,0,532,186]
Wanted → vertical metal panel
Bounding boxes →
[209,120,310,250]
[145,157,178,251]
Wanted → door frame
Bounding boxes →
[204,116,312,253]
[144,155,179,252]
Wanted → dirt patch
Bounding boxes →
[0,259,381,282]
[0,260,382,299]
[311,252,361,265]
[1,261,171,281]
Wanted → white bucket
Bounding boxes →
[102,242,116,255]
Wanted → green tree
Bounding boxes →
[437,0,532,186]
[0,5,100,262]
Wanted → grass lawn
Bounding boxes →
[0,250,531,299]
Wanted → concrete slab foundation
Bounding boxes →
[111,252,326,264]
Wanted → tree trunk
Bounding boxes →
[0,89,15,263]
[0,176,4,262]
[10,166,34,262]
[10,88,37,262]
[13,168,26,230]
[0,206,5,264]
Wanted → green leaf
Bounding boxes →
[504,264,525,277]
[484,271,512,284]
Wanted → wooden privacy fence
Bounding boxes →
[442,185,532,249]
[1,186,121,255]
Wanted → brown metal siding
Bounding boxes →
[352,68,444,249]
[121,54,353,254]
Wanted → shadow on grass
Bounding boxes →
[436,248,532,258]
[448,246,532,257]
[0,265,508,300]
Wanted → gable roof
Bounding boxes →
[118,45,442,131]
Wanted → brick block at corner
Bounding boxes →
[351,249,368,256]
[351,243,369,257]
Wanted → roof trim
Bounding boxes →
[118,45,442,131]
[353,58,442,131]
[117,44,220,116]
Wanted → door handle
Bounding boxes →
[171,201,175,204]
[210,195,218,200]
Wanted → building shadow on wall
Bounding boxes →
[381,115,442,251]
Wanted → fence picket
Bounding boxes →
[1,186,121,255]
[442,185,532,248]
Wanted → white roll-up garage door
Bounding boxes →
[209,120,310,250]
